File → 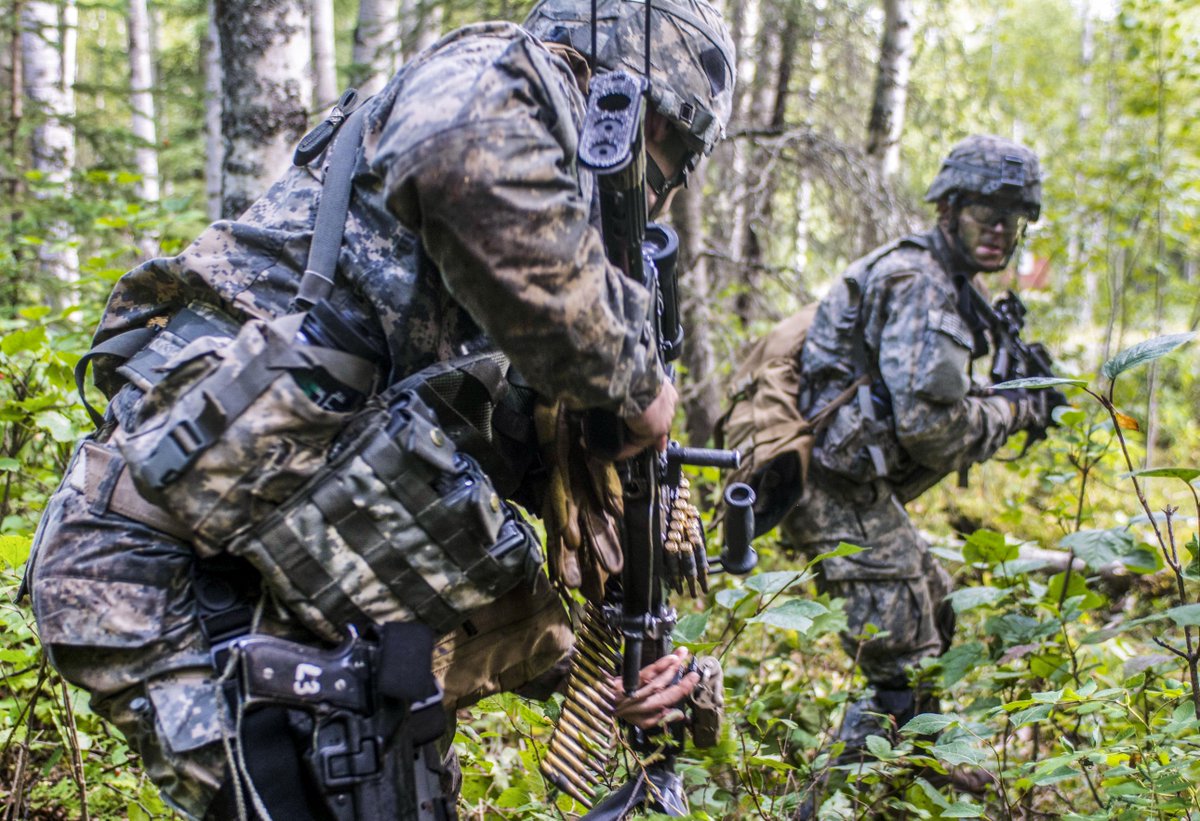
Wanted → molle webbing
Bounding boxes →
[229,390,541,641]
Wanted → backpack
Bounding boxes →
[715,304,865,535]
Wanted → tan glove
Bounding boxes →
[536,401,624,602]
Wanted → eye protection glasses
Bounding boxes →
[959,202,1030,233]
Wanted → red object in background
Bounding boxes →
[1017,255,1051,290]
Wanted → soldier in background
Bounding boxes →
[785,135,1060,780]
[25,1,735,818]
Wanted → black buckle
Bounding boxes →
[294,88,362,166]
[139,395,223,489]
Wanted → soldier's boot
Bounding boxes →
[830,682,917,765]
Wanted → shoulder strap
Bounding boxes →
[292,94,368,312]
[74,327,157,428]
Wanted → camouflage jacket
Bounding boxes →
[798,229,1020,502]
[92,22,663,420]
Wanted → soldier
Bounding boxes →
[784,136,1059,772]
[24,1,735,818]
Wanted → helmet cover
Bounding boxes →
[925,134,1042,221]
[524,0,736,155]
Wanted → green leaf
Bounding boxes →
[1102,332,1196,380]
[35,410,78,443]
[17,305,50,321]
[1,326,48,356]
[962,529,1017,565]
[938,642,987,687]
[744,571,806,596]
[995,558,1051,576]
[715,587,751,611]
[673,612,709,643]
[1010,703,1053,727]
[1060,528,1134,571]
[748,599,829,634]
[900,713,957,736]
[942,801,986,818]
[946,585,1008,613]
[747,754,797,772]
[932,739,985,767]
[992,376,1089,390]
[1030,765,1076,786]
[1167,604,1200,627]
[0,535,32,567]
[865,734,892,759]
[806,542,865,568]
[0,458,20,472]
[1045,571,1105,611]
[1130,467,1200,482]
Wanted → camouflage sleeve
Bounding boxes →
[869,270,1018,471]
[371,34,664,417]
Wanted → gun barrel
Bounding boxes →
[718,483,758,575]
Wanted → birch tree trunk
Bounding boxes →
[312,0,337,107]
[1069,0,1096,320]
[351,0,399,96]
[864,0,912,182]
[21,0,79,296]
[7,3,26,310]
[215,0,311,219]
[204,0,222,220]
[127,0,160,206]
[411,0,443,54]
[794,9,824,274]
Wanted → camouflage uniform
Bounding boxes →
[783,136,1045,751]
[29,9,734,817]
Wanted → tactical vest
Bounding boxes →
[70,94,544,642]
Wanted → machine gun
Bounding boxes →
[536,66,758,817]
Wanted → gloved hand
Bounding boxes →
[996,387,1068,434]
[536,401,624,602]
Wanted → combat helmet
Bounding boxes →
[924,134,1042,221]
[524,0,736,157]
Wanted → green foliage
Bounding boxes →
[2,0,1200,817]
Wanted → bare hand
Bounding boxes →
[619,381,678,459]
[613,647,699,730]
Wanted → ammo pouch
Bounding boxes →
[228,388,543,643]
[118,310,375,553]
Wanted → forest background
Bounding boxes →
[3,0,1200,818]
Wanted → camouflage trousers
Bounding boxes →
[782,472,955,686]
[782,472,954,758]
[27,431,573,819]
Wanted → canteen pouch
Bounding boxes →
[228,390,544,642]
[119,312,376,554]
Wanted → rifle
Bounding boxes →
[537,67,758,818]
[986,290,1065,447]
